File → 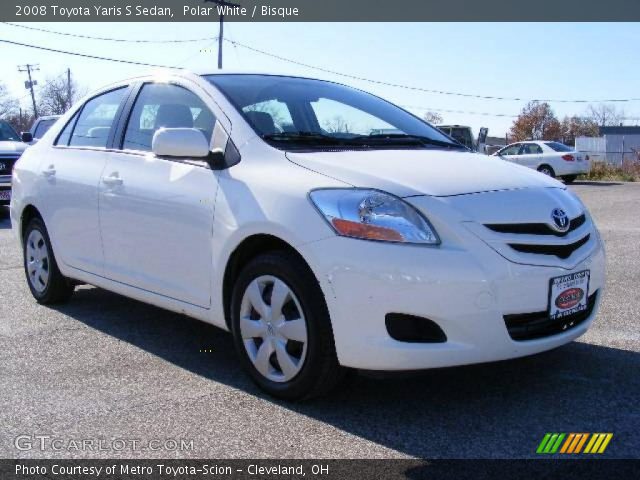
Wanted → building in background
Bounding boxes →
[576,126,640,165]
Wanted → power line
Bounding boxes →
[223,38,640,104]
[4,30,640,110]
[402,105,517,118]
[0,39,177,68]
[1,22,213,43]
[4,22,638,104]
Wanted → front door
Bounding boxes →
[98,82,218,308]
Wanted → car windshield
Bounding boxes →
[0,121,20,142]
[205,74,464,151]
[545,141,573,152]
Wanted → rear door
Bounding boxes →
[98,80,226,308]
[38,86,130,274]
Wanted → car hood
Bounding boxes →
[0,141,28,155]
[286,149,563,197]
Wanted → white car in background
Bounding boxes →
[10,72,605,400]
[27,115,61,144]
[494,141,590,183]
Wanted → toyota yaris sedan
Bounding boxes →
[10,72,605,399]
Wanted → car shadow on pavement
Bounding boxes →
[0,209,11,228]
[571,181,624,187]
[54,286,639,459]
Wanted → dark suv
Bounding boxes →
[0,120,28,206]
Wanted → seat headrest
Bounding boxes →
[245,111,277,135]
[154,104,194,129]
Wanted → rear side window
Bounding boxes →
[123,83,216,152]
[545,141,573,152]
[69,88,127,148]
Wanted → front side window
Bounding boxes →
[499,144,521,156]
[123,83,216,152]
[56,112,80,146]
[69,88,127,148]
[206,74,463,151]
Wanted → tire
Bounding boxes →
[230,250,344,400]
[23,217,74,304]
[563,175,577,184]
[537,165,555,178]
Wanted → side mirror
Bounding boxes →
[152,128,210,158]
[21,132,33,143]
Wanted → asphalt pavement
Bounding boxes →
[0,181,638,459]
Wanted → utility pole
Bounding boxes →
[67,68,72,111]
[18,64,39,118]
[204,0,240,69]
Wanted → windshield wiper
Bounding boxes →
[262,131,344,144]
[350,134,467,150]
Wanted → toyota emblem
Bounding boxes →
[551,208,570,232]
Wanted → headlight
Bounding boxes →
[309,189,440,244]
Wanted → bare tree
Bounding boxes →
[586,104,625,127]
[423,111,443,125]
[323,115,351,134]
[37,73,86,116]
[0,82,18,119]
[560,115,599,145]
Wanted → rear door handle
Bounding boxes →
[42,165,56,177]
[102,173,123,187]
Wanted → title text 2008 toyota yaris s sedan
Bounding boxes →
[10,72,605,399]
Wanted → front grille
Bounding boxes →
[0,155,20,175]
[485,213,586,237]
[509,234,590,259]
[504,291,598,341]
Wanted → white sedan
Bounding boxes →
[494,140,590,183]
[10,71,605,400]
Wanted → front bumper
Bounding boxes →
[299,232,605,370]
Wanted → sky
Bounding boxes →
[1,22,639,137]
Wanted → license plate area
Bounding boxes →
[549,270,590,320]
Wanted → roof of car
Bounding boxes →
[35,115,61,121]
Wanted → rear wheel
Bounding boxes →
[23,217,74,304]
[562,175,577,184]
[230,251,344,400]
[537,165,555,178]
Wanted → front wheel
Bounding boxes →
[23,217,74,304]
[230,251,344,400]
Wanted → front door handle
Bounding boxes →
[42,165,56,177]
[102,173,123,187]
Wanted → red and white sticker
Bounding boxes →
[549,270,590,320]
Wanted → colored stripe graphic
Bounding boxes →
[537,433,612,454]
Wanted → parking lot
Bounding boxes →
[0,181,638,459]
